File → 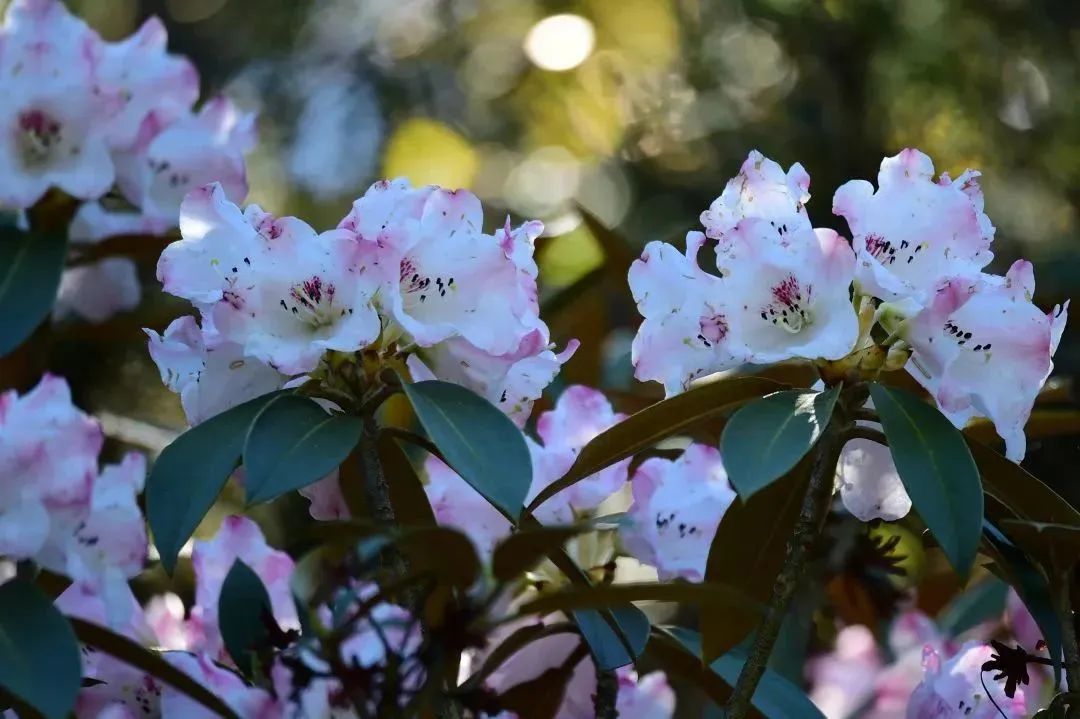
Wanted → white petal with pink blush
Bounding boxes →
[699,150,812,242]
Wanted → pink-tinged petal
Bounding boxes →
[96,16,199,149]
[298,470,350,521]
[56,258,140,324]
[424,456,512,559]
[621,444,736,581]
[808,625,883,719]
[1,0,102,80]
[144,592,196,651]
[889,611,946,657]
[837,437,912,522]
[629,237,744,396]
[161,652,278,718]
[700,150,812,241]
[1005,590,1043,654]
[717,219,858,365]
[903,263,1065,460]
[905,641,1028,718]
[0,497,49,559]
[189,516,298,662]
[833,149,995,307]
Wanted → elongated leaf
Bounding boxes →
[401,380,531,519]
[661,625,826,718]
[528,376,783,513]
[721,387,840,499]
[243,394,363,504]
[573,605,650,671]
[968,438,1080,527]
[645,630,733,707]
[983,522,1062,686]
[377,434,437,528]
[463,622,579,690]
[396,526,480,588]
[0,227,68,357]
[1000,520,1080,570]
[147,391,282,573]
[496,644,587,719]
[492,526,584,583]
[937,577,1009,637]
[869,384,982,577]
[0,579,80,719]
[219,560,275,676]
[69,618,240,719]
[704,460,809,660]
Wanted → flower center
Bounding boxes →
[278,275,345,329]
[760,274,813,334]
[398,257,454,308]
[943,319,992,352]
[16,109,68,169]
[697,313,729,347]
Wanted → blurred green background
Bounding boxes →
[32,0,1080,565]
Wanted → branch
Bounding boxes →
[1051,569,1080,699]
[381,426,445,462]
[724,424,847,718]
[593,668,619,719]
[846,425,887,446]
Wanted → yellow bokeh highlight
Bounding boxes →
[382,118,479,189]
[539,222,605,288]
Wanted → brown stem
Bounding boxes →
[847,425,887,445]
[593,668,619,718]
[359,416,397,526]
[1052,569,1080,707]
[724,425,846,719]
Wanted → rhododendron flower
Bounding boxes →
[906,642,1028,718]
[161,653,280,718]
[628,234,743,395]
[621,444,736,581]
[298,471,349,521]
[424,455,512,558]
[836,436,912,522]
[146,314,285,426]
[484,623,675,717]
[159,183,382,374]
[833,149,995,307]
[808,625,883,719]
[115,98,255,225]
[900,260,1068,460]
[186,515,298,662]
[699,150,812,241]
[0,0,114,208]
[716,219,859,365]
[526,385,630,525]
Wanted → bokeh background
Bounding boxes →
[24,0,1080,687]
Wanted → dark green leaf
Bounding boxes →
[573,605,650,671]
[0,579,80,719]
[528,376,784,513]
[645,629,732,707]
[147,391,282,573]
[219,560,276,676]
[0,227,68,357]
[401,379,531,519]
[492,526,584,583]
[999,520,1080,571]
[496,644,587,719]
[243,394,363,504]
[396,526,480,588]
[704,460,809,660]
[983,522,1062,686]
[869,383,982,577]
[661,625,826,718]
[936,577,1009,637]
[721,387,840,499]
[463,622,579,690]
[377,434,437,528]
[969,438,1080,527]
[520,581,757,617]
[69,618,240,719]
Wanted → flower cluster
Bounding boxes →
[630,149,1068,460]
[148,179,575,428]
[0,0,254,322]
[0,375,146,607]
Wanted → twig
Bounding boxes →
[724,424,847,718]
[593,668,619,719]
[846,425,887,446]
[1051,569,1080,714]
[381,426,444,462]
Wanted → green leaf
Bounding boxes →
[869,383,983,577]
[463,622,579,690]
[219,559,276,676]
[491,526,584,583]
[243,394,363,504]
[936,577,1009,637]
[704,460,809,661]
[147,391,283,573]
[396,526,480,588]
[969,438,1080,527]
[645,629,733,707]
[660,625,826,718]
[528,376,783,513]
[0,227,68,357]
[720,387,840,499]
[999,520,1080,571]
[983,522,1062,686]
[0,579,80,719]
[401,379,531,519]
[573,605,650,671]
[69,618,240,719]
[520,581,757,617]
